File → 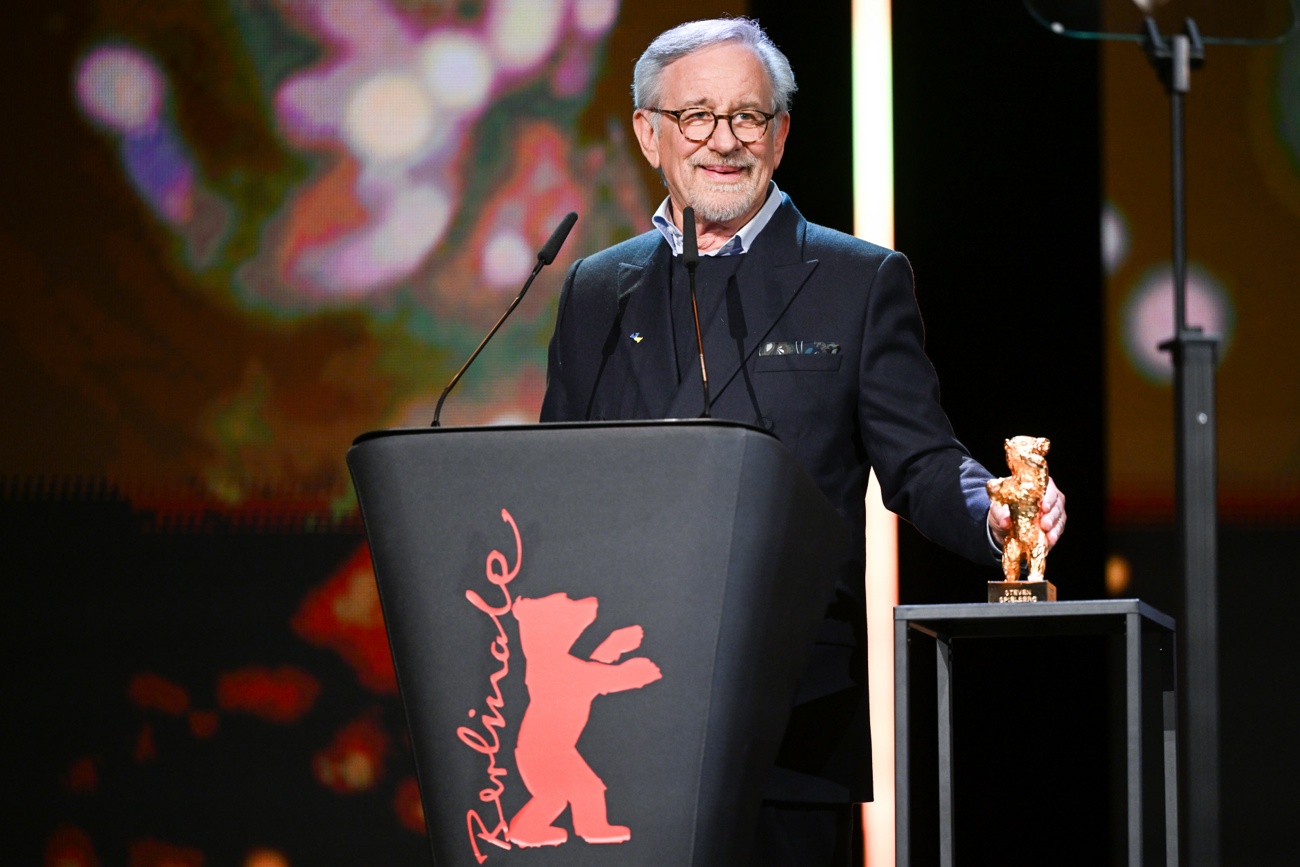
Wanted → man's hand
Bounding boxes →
[987,477,1067,550]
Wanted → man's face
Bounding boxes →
[633,42,789,229]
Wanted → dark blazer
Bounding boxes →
[540,194,996,802]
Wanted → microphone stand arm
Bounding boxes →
[431,258,545,427]
[1144,17,1220,867]
[686,262,711,418]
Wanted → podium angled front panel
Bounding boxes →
[348,421,849,866]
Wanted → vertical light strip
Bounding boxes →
[861,473,897,866]
[852,0,895,246]
[852,2,897,866]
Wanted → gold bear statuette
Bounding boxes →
[986,435,1051,582]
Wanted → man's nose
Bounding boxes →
[706,116,741,151]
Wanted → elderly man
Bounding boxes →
[540,16,1066,866]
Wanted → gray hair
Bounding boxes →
[632,17,797,114]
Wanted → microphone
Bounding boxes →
[681,206,711,418]
[538,210,577,266]
[431,211,578,427]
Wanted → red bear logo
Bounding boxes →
[507,593,662,848]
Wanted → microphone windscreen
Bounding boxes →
[537,211,578,265]
[682,205,699,267]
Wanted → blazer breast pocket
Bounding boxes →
[754,353,843,373]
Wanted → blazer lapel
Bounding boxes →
[603,240,679,419]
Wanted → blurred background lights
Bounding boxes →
[574,0,619,36]
[244,848,290,867]
[1101,201,1130,276]
[482,228,535,288]
[420,32,494,111]
[1105,554,1132,596]
[75,45,164,133]
[344,73,434,163]
[1122,262,1235,383]
[489,0,565,70]
[368,186,452,270]
[491,408,538,425]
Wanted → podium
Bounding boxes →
[347,420,852,866]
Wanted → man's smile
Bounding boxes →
[694,162,752,182]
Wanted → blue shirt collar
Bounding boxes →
[651,181,783,257]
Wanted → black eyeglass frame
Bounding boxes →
[644,107,779,143]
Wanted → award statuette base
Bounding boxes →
[988,580,1057,603]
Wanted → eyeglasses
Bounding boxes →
[645,107,778,144]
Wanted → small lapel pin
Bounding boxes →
[630,332,644,343]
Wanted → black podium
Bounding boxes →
[347,420,851,867]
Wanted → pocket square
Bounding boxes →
[758,340,841,356]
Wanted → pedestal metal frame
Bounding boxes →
[894,600,1177,867]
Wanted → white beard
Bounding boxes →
[684,159,763,224]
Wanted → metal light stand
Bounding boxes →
[1024,2,1300,861]
[1143,17,1221,867]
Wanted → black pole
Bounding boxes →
[1145,18,1220,867]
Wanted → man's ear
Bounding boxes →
[632,109,662,170]
[771,111,790,170]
